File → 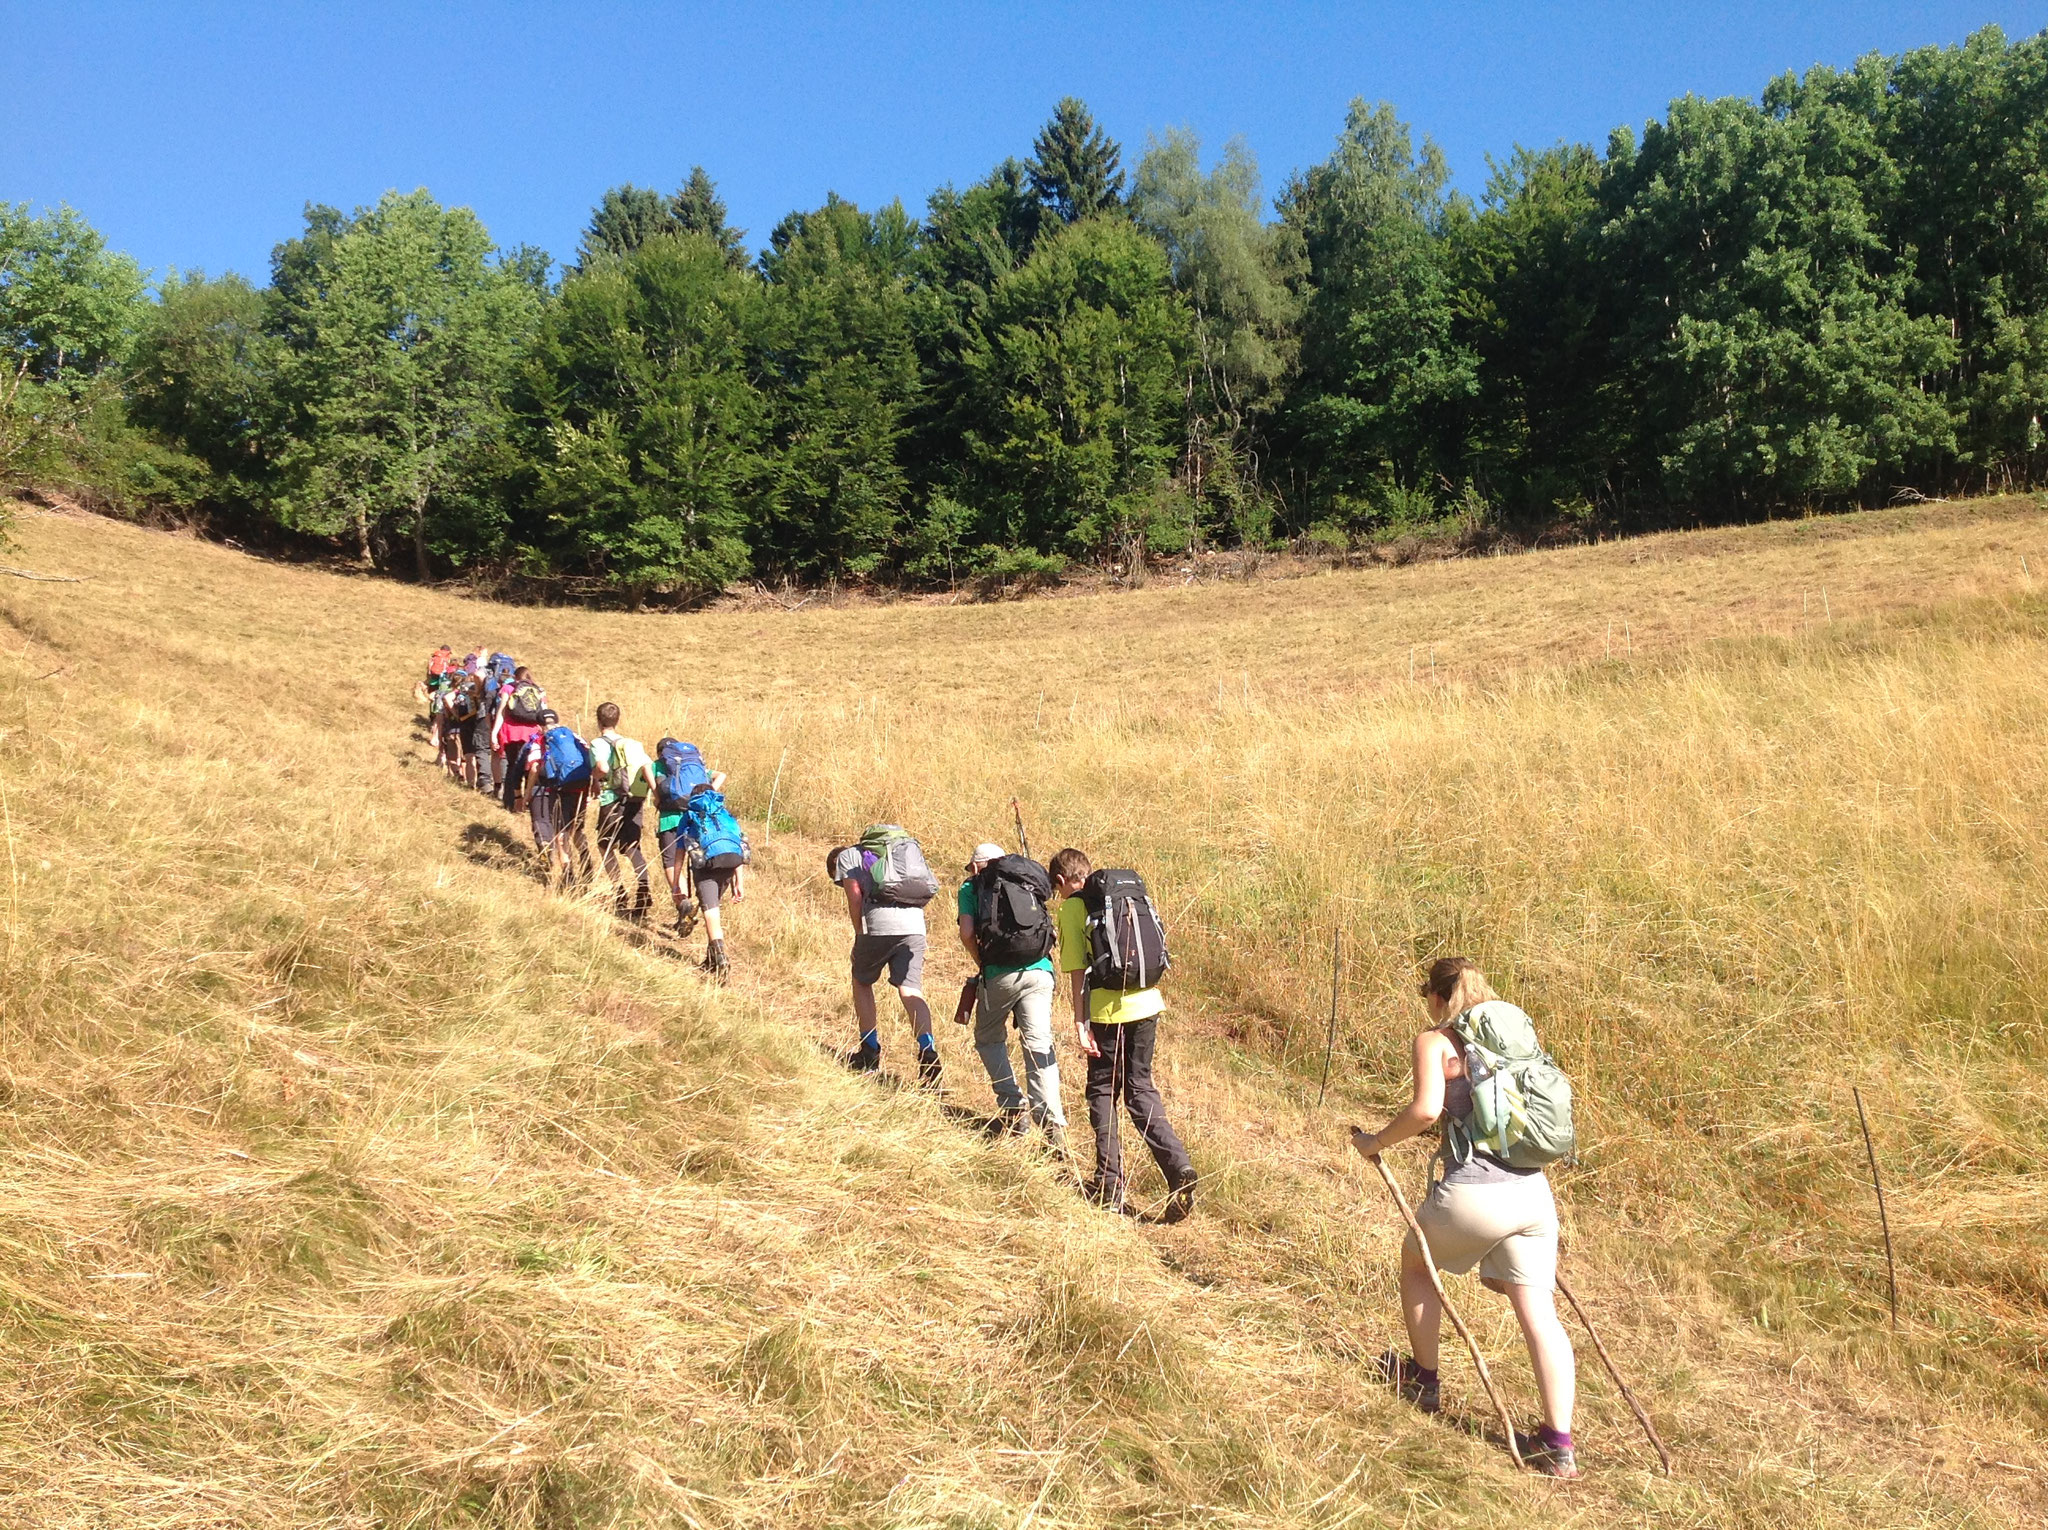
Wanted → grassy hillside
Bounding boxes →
[1,498,2045,1528]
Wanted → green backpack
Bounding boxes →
[1445,1001,1576,1170]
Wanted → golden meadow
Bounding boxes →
[0,497,2043,1527]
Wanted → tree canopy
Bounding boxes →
[20,38,2048,594]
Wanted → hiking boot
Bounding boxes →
[1000,1108,1031,1138]
[1512,1427,1579,1478]
[1042,1123,1070,1159]
[701,940,729,979]
[1162,1168,1198,1224]
[845,1042,882,1074]
[916,1045,943,1091]
[1376,1349,1441,1415]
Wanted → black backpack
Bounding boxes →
[972,855,1056,970]
[1081,868,1171,991]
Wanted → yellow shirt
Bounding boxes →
[1055,894,1166,1025]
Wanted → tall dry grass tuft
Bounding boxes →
[0,498,2044,1526]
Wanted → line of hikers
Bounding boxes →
[418,647,1585,1478]
[419,647,745,975]
[826,827,1196,1223]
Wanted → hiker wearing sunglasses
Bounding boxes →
[1352,957,1580,1478]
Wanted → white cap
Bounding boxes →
[967,841,1006,869]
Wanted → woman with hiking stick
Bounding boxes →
[1351,957,1580,1477]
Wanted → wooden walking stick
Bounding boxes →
[1555,1273,1673,1476]
[1355,1140,1522,1467]
[1010,796,1031,861]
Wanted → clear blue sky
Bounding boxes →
[7,1,2046,284]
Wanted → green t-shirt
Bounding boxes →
[1055,893,1165,1025]
[957,879,1054,977]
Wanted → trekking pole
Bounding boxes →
[1357,1145,1522,1467]
[1010,796,1031,861]
[1555,1273,1673,1476]
[1853,1086,1899,1330]
[1317,924,1342,1106]
[764,746,787,845]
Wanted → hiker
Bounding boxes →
[493,665,547,813]
[475,653,517,798]
[440,671,479,784]
[675,782,749,977]
[522,708,595,889]
[588,702,657,922]
[957,841,1065,1147]
[651,738,726,932]
[1352,957,1579,1478]
[1049,848,1195,1220]
[830,827,940,1084]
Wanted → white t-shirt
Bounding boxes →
[588,731,653,806]
[830,846,927,937]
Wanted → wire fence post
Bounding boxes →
[1853,1086,1899,1329]
[1317,924,1341,1106]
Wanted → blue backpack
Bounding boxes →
[540,724,593,787]
[684,788,747,861]
[656,738,711,811]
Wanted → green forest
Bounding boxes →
[5,26,2046,598]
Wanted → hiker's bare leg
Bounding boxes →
[1503,1280,1575,1433]
[1400,1236,1443,1372]
[852,978,879,1037]
[900,988,932,1036]
[703,906,724,943]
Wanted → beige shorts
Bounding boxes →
[1405,1170,1558,1290]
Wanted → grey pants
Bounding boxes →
[974,967,1064,1128]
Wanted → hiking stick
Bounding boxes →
[1010,796,1031,861]
[764,747,787,845]
[1555,1273,1672,1476]
[1316,924,1341,1106]
[1360,1149,1522,1467]
[1853,1086,1899,1329]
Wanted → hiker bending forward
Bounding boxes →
[1353,957,1579,1478]
[1050,848,1195,1221]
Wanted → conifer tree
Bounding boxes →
[1027,98,1126,223]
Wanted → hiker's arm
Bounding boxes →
[841,879,864,932]
[1353,1031,1449,1157]
[709,770,727,792]
[1070,970,1098,1056]
[956,913,982,969]
[730,863,745,901]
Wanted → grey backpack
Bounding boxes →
[1446,1001,1576,1170]
[857,824,937,907]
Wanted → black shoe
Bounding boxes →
[701,940,728,979]
[916,1045,942,1090]
[1000,1108,1031,1138]
[1162,1168,1198,1224]
[1376,1349,1441,1414]
[845,1043,882,1073]
[1511,1427,1579,1477]
[674,905,698,938]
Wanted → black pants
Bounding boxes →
[596,798,651,916]
[1084,1017,1192,1194]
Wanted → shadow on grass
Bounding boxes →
[457,820,544,882]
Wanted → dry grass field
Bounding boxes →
[2,496,2046,1528]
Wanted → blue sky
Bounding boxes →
[7,1,2046,283]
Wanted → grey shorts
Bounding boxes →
[851,932,925,993]
[1406,1169,1559,1289]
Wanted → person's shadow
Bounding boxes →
[457,821,541,882]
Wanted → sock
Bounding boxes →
[860,1029,881,1053]
[915,1032,935,1052]
[1537,1423,1572,1452]
[1413,1360,1438,1385]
